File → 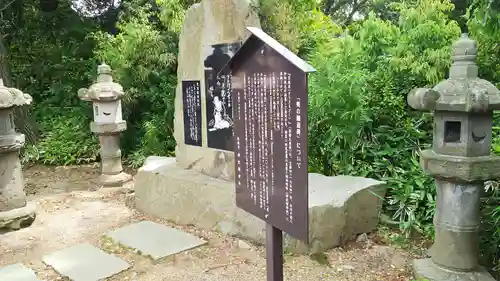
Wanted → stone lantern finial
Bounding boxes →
[97,62,113,83]
[452,34,477,60]
[98,62,111,73]
[449,33,478,79]
[79,63,123,101]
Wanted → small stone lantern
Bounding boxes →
[78,63,132,187]
[408,34,499,281]
[0,79,36,230]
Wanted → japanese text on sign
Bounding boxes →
[234,70,308,239]
[182,80,202,147]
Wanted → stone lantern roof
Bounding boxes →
[0,79,33,109]
[78,63,124,102]
[432,33,500,112]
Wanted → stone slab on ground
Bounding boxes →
[413,258,496,281]
[105,220,206,260]
[134,156,386,253]
[0,263,39,281]
[0,198,134,269]
[42,243,130,281]
[0,201,37,230]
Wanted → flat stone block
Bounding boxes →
[413,258,496,281]
[0,201,37,230]
[90,121,126,134]
[420,150,500,182]
[42,243,130,281]
[98,172,132,187]
[105,220,206,260]
[0,263,39,281]
[134,157,386,253]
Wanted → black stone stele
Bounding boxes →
[182,80,202,147]
[204,42,243,151]
[222,27,316,281]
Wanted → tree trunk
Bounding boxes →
[0,34,39,145]
[0,35,13,86]
[40,0,58,12]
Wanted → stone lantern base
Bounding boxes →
[98,172,132,187]
[0,201,36,230]
[413,259,496,281]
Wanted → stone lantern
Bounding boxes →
[0,79,36,230]
[78,63,132,187]
[407,34,499,281]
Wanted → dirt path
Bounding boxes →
[1,165,417,281]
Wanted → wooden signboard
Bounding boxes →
[223,27,315,281]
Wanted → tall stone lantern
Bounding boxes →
[0,79,36,230]
[408,34,499,281]
[78,63,132,187]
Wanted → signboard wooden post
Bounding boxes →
[222,27,316,281]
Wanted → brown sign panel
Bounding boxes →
[227,27,315,243]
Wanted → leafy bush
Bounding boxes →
[7,0,100,164]
[91,0,186,165]
[482,145,500,275]
[468,0,500,273]
[22,109,99,165]
[4,0,500,275]
[269,0,459,235]
[13,0,186,166]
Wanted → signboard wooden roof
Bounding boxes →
[221,26,316,76]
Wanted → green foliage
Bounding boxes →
[467,0,500,87]
[7,0,100,163]
[307,36,371,174]
[91,0,187,165]
[259,2,496,272]
[300,0,459,236]
[11,0,187,167]
[468,0,500,272]
[259,0,341,56]
[479,122,500,273]
[22,109,99,165]
[8,1,98,106]
[481,179,500,273]
[4,0,500,275]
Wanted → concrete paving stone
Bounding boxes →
[42,243,130,281]
[0,263,39,281]
[105,220,207,260]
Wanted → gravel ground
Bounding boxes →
[0,165,418,281]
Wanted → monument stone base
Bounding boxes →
[133,156,386,253]
[413,259,496,281]
[0,201,36,230]
[98,172,132,187]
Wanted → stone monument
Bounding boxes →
[407,34,499,281]
[133,0,387,253]
[78,63,132,187]
[0,79,36,230]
